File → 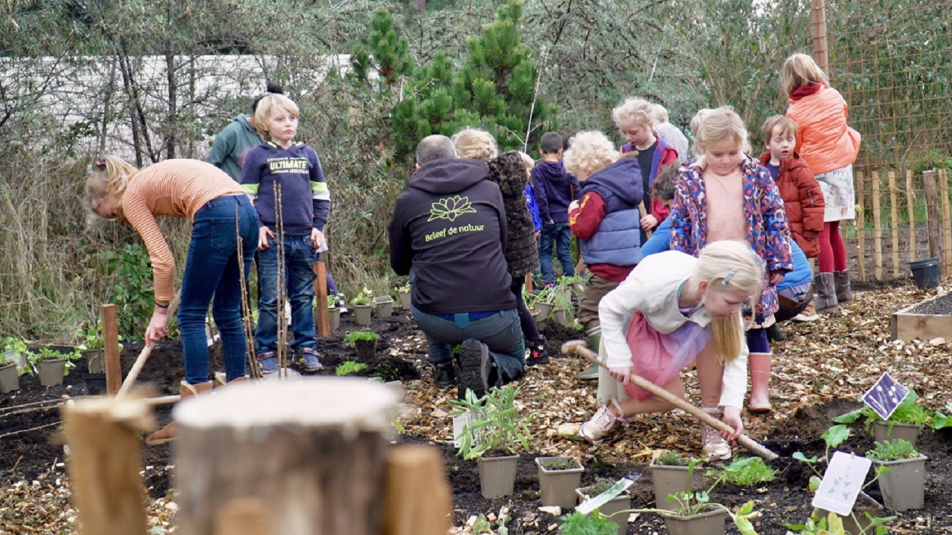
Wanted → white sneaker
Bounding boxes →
[700,408,732,461]
[579,399,627,445]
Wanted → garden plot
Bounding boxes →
[2,284,952,533]
[891,290,952,342]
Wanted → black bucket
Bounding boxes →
[910,258,939,290]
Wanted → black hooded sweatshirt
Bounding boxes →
[389,158,516,314]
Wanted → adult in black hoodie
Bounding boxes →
[389,135,525,398]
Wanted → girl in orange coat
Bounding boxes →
[783,54,861,312]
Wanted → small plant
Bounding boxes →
[707,456,777,487]
[584,477,620,496]
[344,331,379,347]
[350,287,374,306]
[833,390,932,432]
[667,490,760,532]
[395,282,410,294]
[327,295,338,308]
[2,336,29,359]
[655,451,690,466]
[28,346,68,363]
[866,438,920,461]
[449,385,533,460]
[538,457,580,470]
[335,361,368,376]
[932,400,952,430]
[559,510,617,535]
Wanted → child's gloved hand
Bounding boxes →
[257,227,274,250]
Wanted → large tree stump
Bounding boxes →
[174,378,401,535]
[63,396,154,535]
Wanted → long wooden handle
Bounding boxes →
[117,295,180,399]
[561,340,778,460]
[639,202,652,238]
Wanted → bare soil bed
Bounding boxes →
[907,291,952,315]
[3,283,952,534]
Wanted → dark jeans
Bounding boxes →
[539,222,574,284]
[255,234,318,355]
[411,305,525,388]
[179,195,258,384]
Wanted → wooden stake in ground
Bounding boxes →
[872,170,882,281]
[174,378,402,535]
[923,169,945,277]
[888,171,899,278]
[856,170,867,281]
[63,396,155,535]
[561,340,779,461]
[314,260,331,337]
[382,445,452,535]
[103,304,121,395]
[906,170,917,262]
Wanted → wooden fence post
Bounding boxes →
[923,170,945,277]
[63,397,154,535]
[888,171,899,278]
[856,170,866,281]
[313,261,330,337]
[811,0,829,75]
[383,445,452,535]
[175,379,401,535]
[872,171,882,281]
[102,304,121,395]
[940,168,952,275]
[906,170,917,261]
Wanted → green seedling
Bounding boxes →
[449,385,532,460]
[558,510,617,535]
[654,451,690,466]
[833,390,931,432]
[538,457,580,470]
[349,287,374,306]
[706,456,776,487]
[344,330,379,347]
[866,438,920,461]
[335,361,367,376]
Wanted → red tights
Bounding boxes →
[818,221,847,272]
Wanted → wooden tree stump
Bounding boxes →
[63,396,154,535]
[174,378,401,535]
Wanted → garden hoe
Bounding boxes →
[561,339,779,461]
[116,294,180,398]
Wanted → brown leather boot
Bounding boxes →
[145,380,213,445]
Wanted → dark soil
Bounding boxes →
[907,291,952,315]
[3,309,952,533]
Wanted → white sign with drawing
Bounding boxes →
[862,372,909,421]
[453,412,474,449]
[811,451,872,517]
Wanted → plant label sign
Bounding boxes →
[453,412,473,449]
[811,451,871,516]
[862,372,909,421]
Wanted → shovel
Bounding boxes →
[561,340,778,460]
[116,295,180,398]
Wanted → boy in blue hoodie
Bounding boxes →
[241,93,330,376]
[532,132,581,286]
[207,83,284,182]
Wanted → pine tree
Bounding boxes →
[351,10,413,88]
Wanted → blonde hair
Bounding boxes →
[253,93,300,141]
[611,97,654,130]
[782,53,829,96]
[762,115,798,144]
[650,103,670,124]
[451,128,498,162]
[689,108,714,138]
[693,106,748,162]
[516,151,535,171]
[86,155,139,221]
[562,131,619,179]
[694,240,764,363]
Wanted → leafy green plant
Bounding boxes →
[395,282,410,294]
[2,337,28,359]
[350,287,374,306]
[833,391,932,432]
[327,295,339,308]
[449,385,532,460]
[666,491,760,533]
[106,243,156,342]
[344,331,379,347]
[538,457,580,470]
[706,456,776,487]
[785,507,893,535]
[867,439,920,461]
[335,361,368,376]
[558,510,617,535]
[654,451,690,466]
[932,400,952,430]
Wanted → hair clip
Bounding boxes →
[94,157,107,169]
[722,267,738,285]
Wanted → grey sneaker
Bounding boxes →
[579,399,627,445]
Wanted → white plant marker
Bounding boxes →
[453,412,473,449]
[862,372,909,420]
[811,451,872,516]
[576,473,640,515]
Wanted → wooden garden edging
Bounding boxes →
[890,293,952,342]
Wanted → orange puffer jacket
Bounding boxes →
[759,151,826,258]
[786,84,862,175]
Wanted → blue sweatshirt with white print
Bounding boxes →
[240,141,330,236]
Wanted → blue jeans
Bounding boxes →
[255,234,318,355]
[411,305,525,387]
[179,195,259,384]
[539,222,574,284]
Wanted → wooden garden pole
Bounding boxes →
[939,168,952,275]
[906,170,917,261]
[811,0,829,75]
[856,170,867,281]
[525,273,533,295]
[102,304,121,395]
[63,396,154,535]
[872,171,882,281]
[313,261,330,337]
[888,171,899,278]
[174,378,401,535]
[382,445,452,535]
[923,170,945,277]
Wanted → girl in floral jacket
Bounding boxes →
[669,106,793,414]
